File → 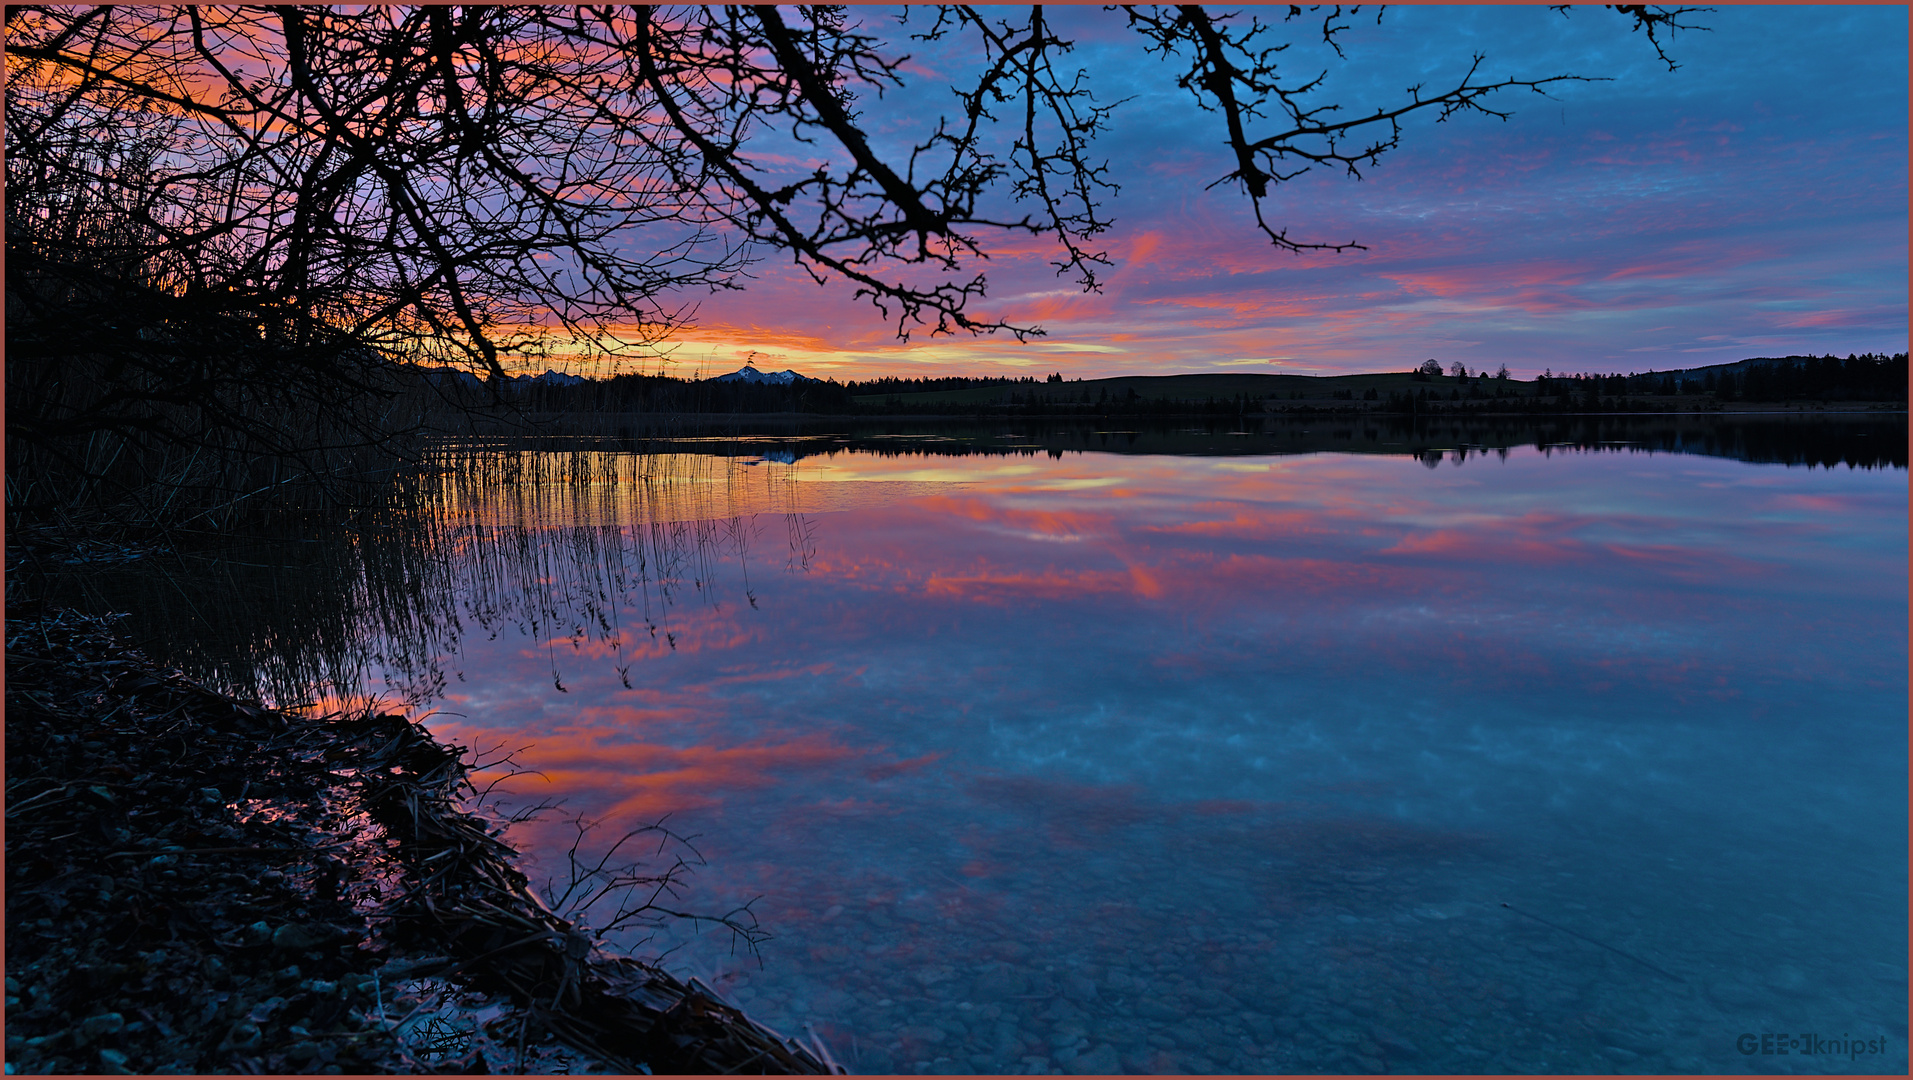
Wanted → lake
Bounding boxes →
[24,416,1907,1074]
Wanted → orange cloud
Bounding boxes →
[912,495,1114,540]
[1127,230,1164,266]
[1126,563,1165,599]
[453,723,865,822]
[1138,507,1320,538]
[921,567,1138,602]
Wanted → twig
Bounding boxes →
[1499,901,1685,982]
[804,1021,844,1074]
[102,843,351,859]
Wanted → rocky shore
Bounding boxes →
[4,604,844,1074]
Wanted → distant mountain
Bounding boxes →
[712,364,814,385]
[417,367,584,389]
[514,368,585,386]
[419,367,483,389]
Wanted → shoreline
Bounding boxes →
[511,403,1908,423]
[4,604,843,1075]
[475,405,1910,433]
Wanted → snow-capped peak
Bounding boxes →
[712,364,812,385]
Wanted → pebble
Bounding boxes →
[271,923,336,952]
[972,965,1028,998]
[994,940,1032,962]
[1066,1043,1121,1074]
[286,1041,321,1064]
[77,1013,125,1044]
[1372,1031,1419,1057]
[643,854,1905,1077]
[1132,997,1180,1022]
[1061,972,1098,1002]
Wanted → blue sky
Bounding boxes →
[651,5,1906,380]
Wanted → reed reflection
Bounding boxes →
[357,445,883,710]
[20,417,1899,716]
[14,447,843,713]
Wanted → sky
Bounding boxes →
[617,5,1906,382]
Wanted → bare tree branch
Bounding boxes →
[6,4,1704,527]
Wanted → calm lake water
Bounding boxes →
[26,419,1908,1074]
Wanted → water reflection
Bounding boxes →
[472,413,1910,472]
[430,437,1906,1075]
[16,421,1906,1075]
[16,446,947,710]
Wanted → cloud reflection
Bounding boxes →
[391,447,1903,858]
[358,443,1906,1074]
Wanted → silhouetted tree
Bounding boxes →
[5,4,1710,528]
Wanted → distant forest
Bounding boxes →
[842,356,1910,403]
[472,352,1907,417]
[844,374,1062,395]
[1523,353,1906,404]
[459,370,862,415]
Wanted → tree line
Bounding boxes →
[437,353,1907,420]
[843,374,1061,396]
[1524,354,1907,405]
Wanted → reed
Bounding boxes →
[9,443,811,715]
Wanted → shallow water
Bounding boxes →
[349,440,1906,1075]
[23,428,1905,1074]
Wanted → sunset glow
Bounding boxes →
[598,6,1906,382]
[8,7,1904,1073]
